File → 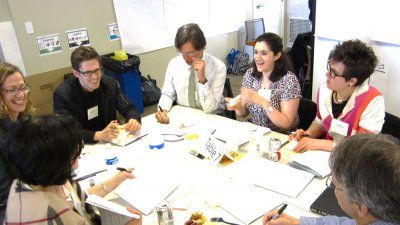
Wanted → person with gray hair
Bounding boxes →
[263,133,400,225]
[156,23,226,123]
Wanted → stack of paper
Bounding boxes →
[289,150,332,177]
[86,195,140,218]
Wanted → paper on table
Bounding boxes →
[242,121,271,134]
[110,131,148,146]
[113,157,180,215]
[226,158,314,198]
[218,182,282,225]
[289,150,331,177]
[86,195,140,219]
[213,128,250,146]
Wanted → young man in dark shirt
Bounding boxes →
[54,46,141,143]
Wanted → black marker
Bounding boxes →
[117,167,133,172]
[158,106,164,112]
[271,204,288,220]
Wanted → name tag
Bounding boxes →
[258,88,271,101]
[87,106,99,120]
[330,119,349,137]
[203,135,224,164]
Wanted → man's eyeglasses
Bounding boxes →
[180,50,200,58]
[2,84,30,95]
[78,68,102,78]
[326,175,343,191]
[327,63,344,79]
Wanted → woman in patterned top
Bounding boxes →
[226,33,301,134]
[4,115,142,225]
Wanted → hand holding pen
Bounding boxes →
[262,204,300,225]
[155,106,170,124]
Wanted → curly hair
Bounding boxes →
[250,32,293,82]
[330,134,400,223]
[328,39,377,86]
[0,62,34,119]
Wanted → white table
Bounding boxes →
[79,106,326,225]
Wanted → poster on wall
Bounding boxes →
[108,23,120,41]
[66,28,90,48]
[36,33,62,56]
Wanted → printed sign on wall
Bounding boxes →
[108,23,120,41]
[36,33,62,56]
[66,28,90,48]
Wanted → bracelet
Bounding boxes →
[100,182,108,193]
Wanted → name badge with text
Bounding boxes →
[330,119,349,137]
[87,106,99,120]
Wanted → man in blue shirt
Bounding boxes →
[263,134,400,225]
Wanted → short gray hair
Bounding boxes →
[174,23,206,50]
[329,134,400,223]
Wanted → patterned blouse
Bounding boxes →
[242,68,301,134]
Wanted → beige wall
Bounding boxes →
[0,0,11,22]
[4,0,239,115]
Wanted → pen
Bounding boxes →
[159,106,164,112]
[271,203,288,220]
[73,169,107,181]
[189,150,205,160]
[117,167,133,172]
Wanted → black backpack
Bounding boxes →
[141,75,161,106]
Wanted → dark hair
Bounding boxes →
[251,33,292,82]
[328,39,377,86]
[174,23,206,50]
[330,134,400,223]
[5,115,83,187]
[70,46,101,71]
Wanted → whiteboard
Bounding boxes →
[113,0,246,54]
[312,0,400,117]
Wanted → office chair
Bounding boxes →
[223,78,236,120]
[245,18,265,46]
[382,112,400,140]
[298,98,317,130]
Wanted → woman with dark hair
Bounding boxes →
[290,40,384,152]
[4,115,141,225]
[227,33,301,134]
[0,62,34,224]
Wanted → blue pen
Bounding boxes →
[271,204,287,220]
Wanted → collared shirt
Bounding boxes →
[158,52,226,114]
[314,82,385,139]
[300,216,397,225]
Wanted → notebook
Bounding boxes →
[289,150,331,177]
[310,187,349,217]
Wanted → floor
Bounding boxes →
[142,74,244,117]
